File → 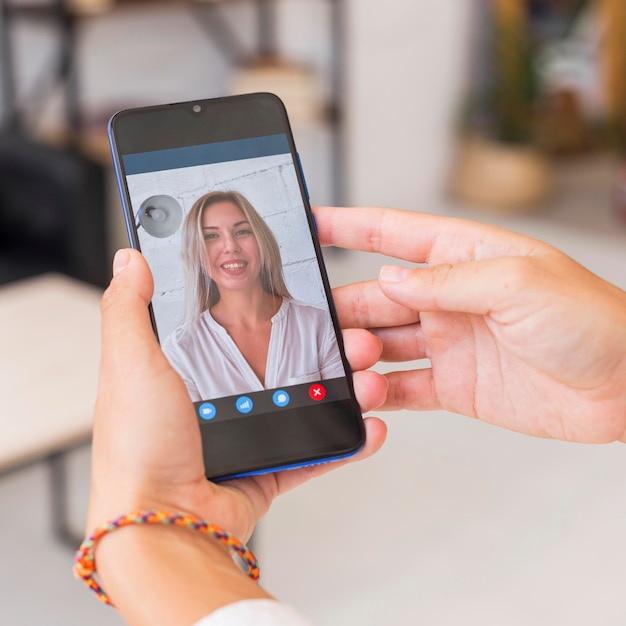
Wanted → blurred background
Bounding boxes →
[1,1,626,624]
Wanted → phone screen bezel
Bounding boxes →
[108,93,365,480]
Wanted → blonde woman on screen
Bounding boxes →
[162,190,344,401]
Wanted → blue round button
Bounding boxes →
[198,402,216,421]
[235,396,254,414]
[272,390,290,408]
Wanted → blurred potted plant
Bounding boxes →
[452,0,589,211]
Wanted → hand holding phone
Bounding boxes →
[87,245,387,621]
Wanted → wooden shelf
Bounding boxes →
[1,0,347,201]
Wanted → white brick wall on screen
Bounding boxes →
[126,153,325,340]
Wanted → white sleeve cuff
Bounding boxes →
[193,599,315,626]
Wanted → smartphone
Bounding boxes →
[108,92,364,481]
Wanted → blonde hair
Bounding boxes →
[180,190,291,328]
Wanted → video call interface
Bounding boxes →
[122,133,352,424]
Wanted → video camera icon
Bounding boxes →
[198,402,217,421]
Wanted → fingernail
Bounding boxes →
[380,265,411,283]
[113,249,131,276]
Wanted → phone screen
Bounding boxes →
[109,93,364,480]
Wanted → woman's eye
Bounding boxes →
[203,233,218,241]
[235,229,252,237]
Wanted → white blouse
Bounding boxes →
[193,599,315,626]
[162,298,345,401]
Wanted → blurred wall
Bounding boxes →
[345,0,472,209]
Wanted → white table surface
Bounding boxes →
[0,274,102,472]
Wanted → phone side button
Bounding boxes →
[297,152,310,200]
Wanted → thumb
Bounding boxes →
[100,249,159,368]
[109,248,154,304]
[378,260,514,316]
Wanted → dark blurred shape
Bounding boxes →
[466,0,626,153]
[0,133,108,288]
[0,0,110,288]
[490,0,538,145]
[534,88,589,153]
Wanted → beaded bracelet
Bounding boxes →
[73,510,260,607]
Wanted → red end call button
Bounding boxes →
[308,383,326,401]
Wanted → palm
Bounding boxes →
[153,417,385,544]
[418,309,566,438]
[383,267,626,443]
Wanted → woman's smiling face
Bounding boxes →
[201,200,262,293]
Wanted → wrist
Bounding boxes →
[86,479,209,534]
[93,519,269,626]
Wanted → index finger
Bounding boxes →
[313,206,533,264]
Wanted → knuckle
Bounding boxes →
[498,256,540,292]
[429,263,454,287]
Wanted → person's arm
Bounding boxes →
[85,249,388,626]
[316,205,626,444]
[94,523,269,625]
